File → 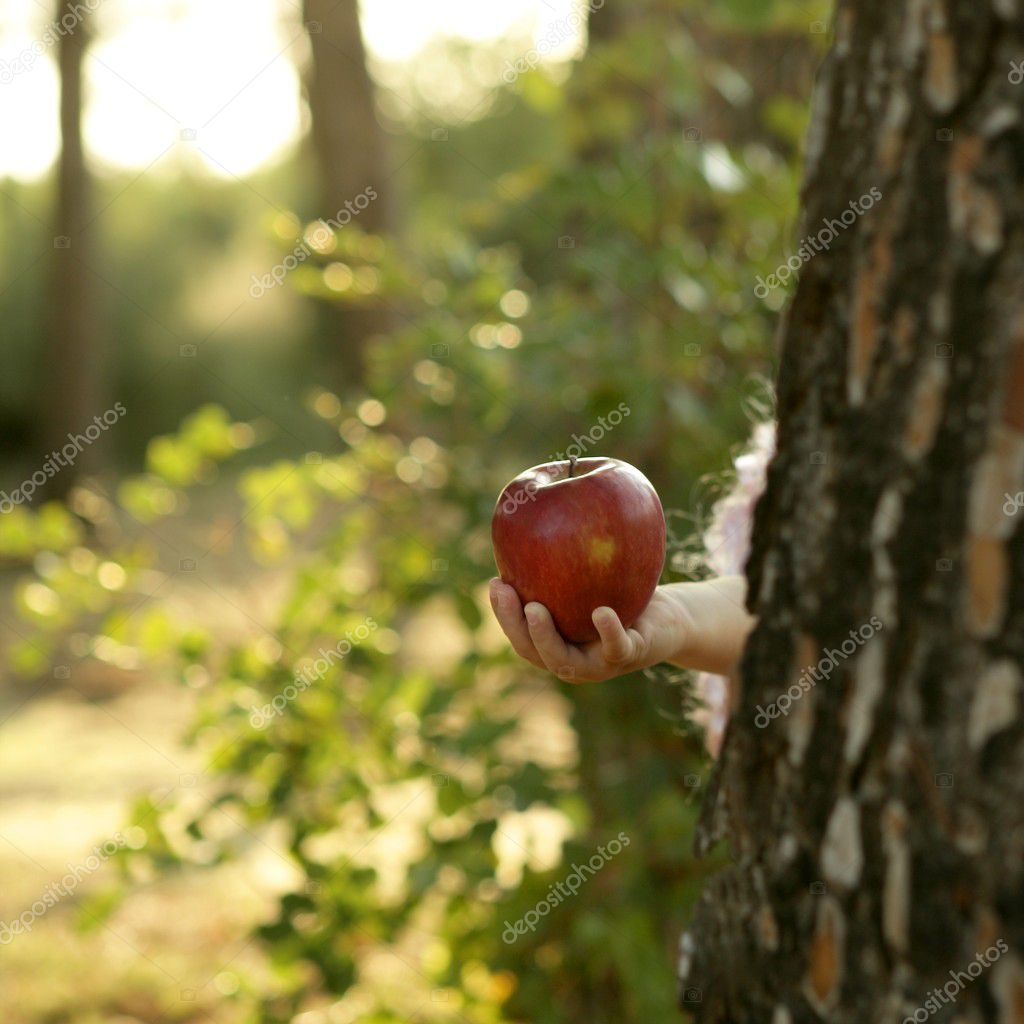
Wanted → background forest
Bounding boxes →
[0,0,826,1020]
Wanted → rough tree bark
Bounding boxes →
[302,0,391,391]
[42,0,102,495]
[681,2,1024,1022]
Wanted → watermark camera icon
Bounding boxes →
[179,558,197,572]
[936,127,953,142]
[809,880,827,895]
[558,235,576,249]
[53,665,71,679]
[432,558,449,572]
[684,773,701,788]
[431,127,449,141]
[305,880,322,894]
[179,128,197,142]
[935,772,954,788]
[53,235,71,249]
[935,342,953,358]
[306,20,322,33]
[304,452,323,465]
[683,988,702,1003]
[431,343,450,358]
[684,342,701,356]
[672,552,704,575]
[179,344,197,357]
[809,20,827,33]
[432,773,450,787]
[684,126,702,141]
[936,558,953,572]
[809,451,827,465]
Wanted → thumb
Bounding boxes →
[592,607,635,665]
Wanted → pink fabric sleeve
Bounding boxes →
[693,420,775,757]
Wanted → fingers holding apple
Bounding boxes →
[490,578,624,681]
[488,578,544,669]
[522,601,584,681]
[590,605,643,666]
[522,601,651,682]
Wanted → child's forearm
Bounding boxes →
[662,576,756,676]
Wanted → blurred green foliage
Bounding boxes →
[0,0,827,1020]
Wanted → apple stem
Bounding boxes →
[568,456,577,478]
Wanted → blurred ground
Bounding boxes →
[0,536,282,1024]
[0,483,491,1024]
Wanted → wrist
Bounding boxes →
[663,577,755,676]
[659,584,698,665]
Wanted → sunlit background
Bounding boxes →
[1,0,583,177]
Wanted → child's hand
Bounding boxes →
[488,578,685,682]
[488,576,754,683]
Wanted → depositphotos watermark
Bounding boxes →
[754,616,883,728]
[901,939,1007,1023]
[754,187,882,299]
[249,618,378,727]
[502,831,630,943]
[551,402,630,463]
[497,405,632,517]
[249,187,378,298]
[0,402,127,513]
[0,0,102,85]
[501,0,605,84]
[0,832,126,944]
[1004,491,1023,516]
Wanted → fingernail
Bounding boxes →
[524,604,541,624]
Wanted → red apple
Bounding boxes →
[492,457,666,643]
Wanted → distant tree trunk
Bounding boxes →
[302,0,391,391]
[681,2,1024,1022]
[42,0,101,496]
[586,0,629,44]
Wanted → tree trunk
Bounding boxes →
[302,0,391,391]
[681,2,1024,1022]
[587,0,629,45]
[43,0,101,496]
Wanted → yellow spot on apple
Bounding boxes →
[589,537,616,566]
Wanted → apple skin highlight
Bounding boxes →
[491,457,666,643]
